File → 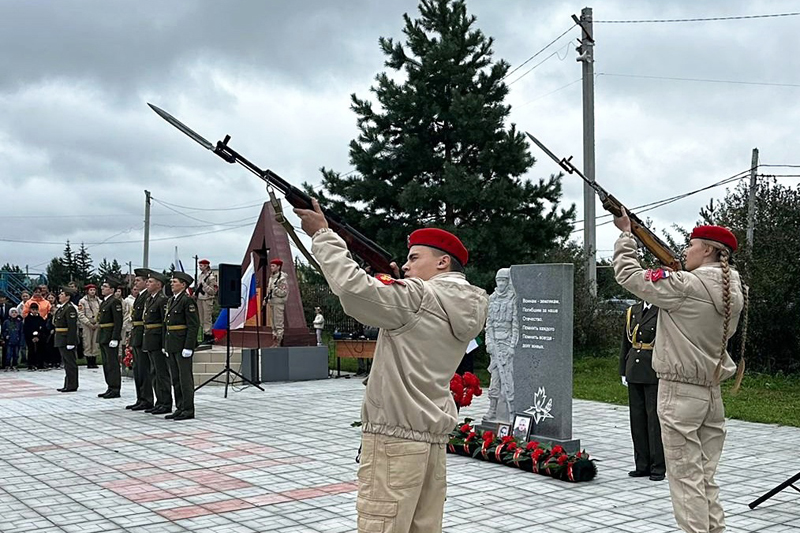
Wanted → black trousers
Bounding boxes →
[59,346,78,390]
[147,349,173,410]
[132,346,154,406]
[628,381,665,476]
[100,343,121,393]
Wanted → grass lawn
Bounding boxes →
[574,355,800,428]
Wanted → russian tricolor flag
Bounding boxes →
[212,253,258,340]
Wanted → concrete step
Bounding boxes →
[193,349,241,364]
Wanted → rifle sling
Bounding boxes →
[268,188,322,273]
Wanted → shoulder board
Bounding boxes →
[644,268,671,283]
[375,273,405,286]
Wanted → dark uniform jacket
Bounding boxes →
[142,292,168,352]
[53,303,79,348]
[620,302,659,385]
[97,295,123,345]
[163,291,199,353]
[129,292,149,348]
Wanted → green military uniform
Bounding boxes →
[164,272,200,420]
[54,288,80,392]
[143,276,171,413]
[129,269,154,409]
[620,301,665,480]
[98,284,124,397]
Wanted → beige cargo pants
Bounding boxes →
[81,326,100,357]
[658,380,726,533]
[357,433,446,533]
[198,298,213,335]
[269,302,285,343]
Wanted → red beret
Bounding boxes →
[84,284,96,290]
[198,259,210,265]
[270,259,283,266]
[408,228,469,266]
[690,225,738,252]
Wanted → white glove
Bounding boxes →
[66,345,75,350]
[621,376,628,387]
[181,349,193,358]
[109,340,119,348]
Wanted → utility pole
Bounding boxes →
[746,148,759,249]
[575,7,597,296]
[127,261,132,287]
[143,190,151,268]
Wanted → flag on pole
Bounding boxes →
[174,246,185,273]
[466,336,482,354]
[212,253,258,340]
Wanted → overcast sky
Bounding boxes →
[1,0,798,279]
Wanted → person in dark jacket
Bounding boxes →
[23,303,46,370]
[2,308,24,370]
[620,300,665,481]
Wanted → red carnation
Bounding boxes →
[532,449,545,460]
[506,441,518,452]
[557,454,569,465]
[460,423,472,433]
[450,375,464,406]
[483,431,495,443]
[463,372,483,396]
[466,432,477,441]
[526,441,539,451]
[501,435,515,444]
[551,445,564,455]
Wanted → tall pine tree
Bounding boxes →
[311,0,574,288]
[75,242,93,284]
[60,240,76,282]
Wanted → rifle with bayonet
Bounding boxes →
[148,103,395,275]
[525,132,683,271]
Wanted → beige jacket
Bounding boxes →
[613,233,743,387]
[267,272,288,306]
[312,229,489,444]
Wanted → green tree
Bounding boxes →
[75,242,93,283]
[97,258,124,282]
[1,263,23,273]
[710,179,800,374]
[46,257,69,288]
[60,240,77,282]
[310,0,574,289]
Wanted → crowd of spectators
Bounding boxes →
[0,282,134,372]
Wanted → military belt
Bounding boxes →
[99,323,115,329]
[55,328,69,333]
[132,321,145,326]
[145,324,162,330]
[632,342,653,350]
[167,325,187,331]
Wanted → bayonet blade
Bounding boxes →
[525,131,573,173]
[148,103,214,151]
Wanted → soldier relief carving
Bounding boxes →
[483,268,518,423]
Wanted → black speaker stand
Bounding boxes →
[749,471,800,509]
[195,307,264,398]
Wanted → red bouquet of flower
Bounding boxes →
[450,372,483,409]
[122,346,134,369]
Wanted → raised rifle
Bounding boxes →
[525,132,683,271]
[148,103,395,275]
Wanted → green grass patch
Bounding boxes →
[574,355,800,428]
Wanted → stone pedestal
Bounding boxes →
[242,346,329,382]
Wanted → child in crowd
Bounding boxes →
[23,303,46,371]
[2,308,24,371]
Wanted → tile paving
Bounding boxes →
[0,366,797,532]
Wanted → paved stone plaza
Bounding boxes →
[0,367,798,532]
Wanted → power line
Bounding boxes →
[517,77,582,108]
[507,42,575,86]
[152,199,265,212]
[504,24,576,81]
[597,72,800,89]
[596,11,800,24]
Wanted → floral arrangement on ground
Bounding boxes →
[448,418,597,482]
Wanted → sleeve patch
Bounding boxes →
[188,305,196,312]
[375,273,405,286]
[644,268,671,283]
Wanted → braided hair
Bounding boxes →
[705,240,748,389]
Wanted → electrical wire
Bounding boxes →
[504,24,576,81]
[516,77,582,108]
[597,72,800,89]
[596,12,800,24]
[507,45,573,86]
[152,199,265,212]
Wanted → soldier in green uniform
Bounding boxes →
[97,279,124,399]
[163,272,200,420]
[54,286,80,392]
[126,268,155,411]
[143,272,172,415]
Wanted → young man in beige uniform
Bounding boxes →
[78,284,101,368]
[265,259,288,347]
[194,259,218,343]
[296,199,488,533]
[613,209,744,533]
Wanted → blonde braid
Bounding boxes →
[710,244,733,385]
[732,284,749,393]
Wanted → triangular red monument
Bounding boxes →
[227,201,315,347]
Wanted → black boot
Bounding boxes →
[86,356,99,369]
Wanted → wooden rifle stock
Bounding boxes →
[525,131,683,271]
